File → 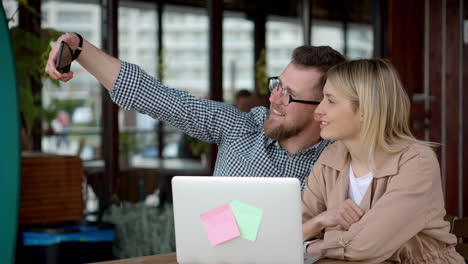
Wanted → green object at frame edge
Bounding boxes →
[0,2,21,264]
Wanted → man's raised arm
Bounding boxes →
[45,32,121,91]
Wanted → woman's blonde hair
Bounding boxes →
[326,59,435,169]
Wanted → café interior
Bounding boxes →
[0,0,467,263]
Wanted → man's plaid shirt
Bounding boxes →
[110,62,333,189]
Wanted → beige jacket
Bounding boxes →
[302,141,464,263]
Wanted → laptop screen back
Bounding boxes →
[172,176,303,264]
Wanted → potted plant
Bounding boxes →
[119,131,138,168]
[189,137,211,166]
[7,1,63,150]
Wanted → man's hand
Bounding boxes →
[318,199,365,230]
[45,33,80,82]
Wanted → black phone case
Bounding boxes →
[56,41,72,73]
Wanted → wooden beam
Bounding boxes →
[157,1,165,160]
[302,0,311,45]
[427,0,464,216]
[444,0,462,216]
[372,0,388,58]
[388,0,465,216]
[19,0,42,151]
[253,13,266,95]
[208,0,223,171]
[340,0,349,56]
[428,0,442,161]
[388,0,425,138]
[208,0,223,102]
[100,0,119,217]
[463,0,468,217]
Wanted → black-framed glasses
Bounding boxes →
[268,76,321,106]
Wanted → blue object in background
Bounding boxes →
[0,2,21,264]
[17,222,116,264]
[23,225,115,246]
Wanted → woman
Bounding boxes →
[302,59,463,263]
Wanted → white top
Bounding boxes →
[348,164,374,205]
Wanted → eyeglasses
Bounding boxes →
[268,76,321,106]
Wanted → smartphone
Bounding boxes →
[55,41,73,73]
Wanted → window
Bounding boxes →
[58,11,92,24]
[223,13,254,102]
[311,20,344,53]
[266,16,302,76]
[42,10,48,24]
[163,6,209,98]
[347,23,373,59]
[41,0,102,160]
[311,21,373,59]
[465,20,468,44]
[118,2,159,161]
[2,0,18,28]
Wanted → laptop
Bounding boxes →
[172,176,320,264]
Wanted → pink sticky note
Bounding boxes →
[200,204,240,246]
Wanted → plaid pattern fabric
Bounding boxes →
[110,62,333,189]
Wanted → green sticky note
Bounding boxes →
[230,200,263,241]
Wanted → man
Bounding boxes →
[45,32,346,189]
[233,89,253,112]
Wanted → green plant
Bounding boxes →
[12,27,63,131]
[255,48,268,95]
[189,137,211,157]
[119,132,138,156]
[157,47,165,82]
[8,1,63,135]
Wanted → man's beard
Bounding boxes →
[264,111,308,141]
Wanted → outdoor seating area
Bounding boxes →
[1,0,467,263]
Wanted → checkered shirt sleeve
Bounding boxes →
[110,61,333,189]
[110,61,258,145]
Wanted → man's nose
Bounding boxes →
[269,90,282,105]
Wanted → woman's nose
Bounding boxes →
[314,102,324,121]
[314,113,322,122]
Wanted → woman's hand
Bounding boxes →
[318,199,365,230]
[307,239,324,254]
[303,216,326,241]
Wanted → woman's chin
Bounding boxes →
[320,131,330,140]
[320,132,337,141]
